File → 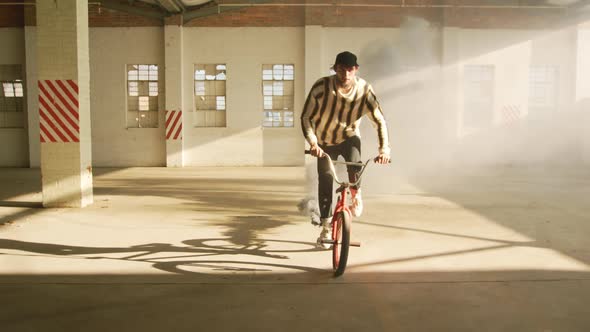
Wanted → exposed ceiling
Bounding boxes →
[96,0,590,25]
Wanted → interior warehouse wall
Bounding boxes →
[304,22,587,194]
[182,27,305,166]
[448,27,580,167]
[2,4,590,169]
[0,28,28,167]
[89,27,166,166]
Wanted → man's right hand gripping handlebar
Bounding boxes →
[306,143,325,158]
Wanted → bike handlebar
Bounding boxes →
[304,150,374,187]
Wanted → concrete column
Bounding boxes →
[164,16,184,167]
[25,25,40,168]
[575,22,590,163]
[304,25,324,95]
[302,25,325,197]
[441,27,462,164]
[36,0,93,207]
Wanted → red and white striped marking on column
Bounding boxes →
[166,110,183,140]
[38,80,79,143]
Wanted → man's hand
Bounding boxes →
[310,143,325,158]
[374,153,391,164]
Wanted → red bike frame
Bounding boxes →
[306,150,373,276]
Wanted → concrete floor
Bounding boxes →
[0,166,589,331]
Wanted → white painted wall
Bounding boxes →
[452,27,582,166]
[0,28,28,167]
[4,23,590,169]
[322,24,445,176]
[89,27,166,166]
[576,23,590,163]
[182,27,305,166]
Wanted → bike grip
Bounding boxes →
[304,150,311,154]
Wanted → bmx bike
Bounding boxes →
[305,150,375,276]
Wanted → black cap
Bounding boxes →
[334,51,359,67]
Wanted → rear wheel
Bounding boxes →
[332,211,351,276]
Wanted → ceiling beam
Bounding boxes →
[155,0,185,13]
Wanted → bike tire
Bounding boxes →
[332,210,351,277]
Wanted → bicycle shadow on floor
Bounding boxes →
[204,215,296,254]
[0,232,326,278]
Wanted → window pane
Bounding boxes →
[216,96,226,110]
[283,81,294,96]
[14,82,23,97]
[262,69,273,80]
[263,82,273,96]
[273,81,284,96]
[139,96,149,111]
[195,81,205,96]
[272,111,281,122]
[195,69,206,80]
[3,83,14,97]
[264,96,273,110]
[139,65,149,80]
[273,64,284,80]
[149,82,158,96]
[284,65,294,80]
[149,65,158,81]
[128,82,139,96]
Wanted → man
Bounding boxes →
[301,51,391,247]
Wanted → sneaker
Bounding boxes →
[351,189,363,217]
[316,218,332,249]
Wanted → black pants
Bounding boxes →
[318,136,362,219]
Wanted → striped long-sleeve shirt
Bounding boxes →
[301,75,390,155]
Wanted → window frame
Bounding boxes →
[126,64,159,129]
[193,63,227,128]
[0,64,25,129]
[262,64,295,128]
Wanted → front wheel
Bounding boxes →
[332,210,351,277]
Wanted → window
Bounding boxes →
[463,65,494,128]
[126,64,159,128]
[193,64,226,127]
[0,65,25,128]
[529,65,558,114]
[262,64,294,128]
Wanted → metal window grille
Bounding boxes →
[262,64,294,128]
[126,64,159,128]
[194,64,226,128]
[0,65,25,128]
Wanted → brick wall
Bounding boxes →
[184,1,573,29]
[304,6,442,27]
[88,5,162,27]
[0,2,24,27]
[0,0,583,29]
[443,7,568,29]
[185,6,305,27]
